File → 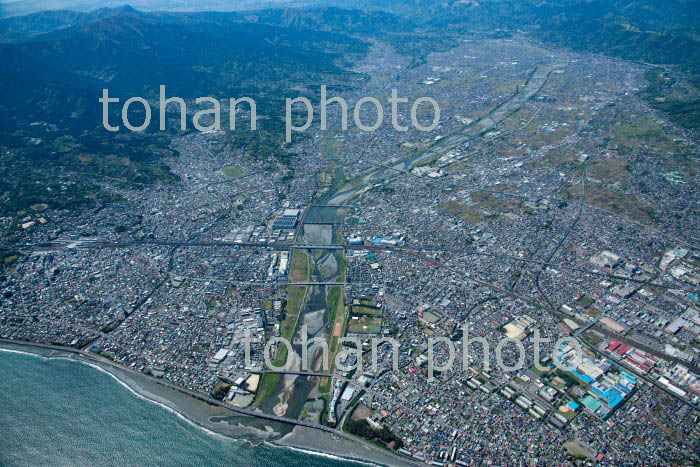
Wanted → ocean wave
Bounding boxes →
[267,441,382,466]
[0,347,50,358]
[1,346,385,466]
[0,347,229,441]
[77,360,232,441]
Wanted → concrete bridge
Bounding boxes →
[291,244,345,250]
[250,370,333,377]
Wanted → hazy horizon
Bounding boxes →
[0,0,316,18]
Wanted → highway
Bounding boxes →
[22,237,677,291]
[164,276,346,287]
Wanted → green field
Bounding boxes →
[348,316,382,334]
[350,305,381,316]
[319,253,347,415]
[289,249,310,283]
[221,165,243,178]
[439,201,483,226]
[472,191,518,213]
[318,297,342,394]
[587,157,631,185]
[564,184,658,225]
[254,251,310,406]
[317,171,333,186]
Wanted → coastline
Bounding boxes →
[0,340,412,467]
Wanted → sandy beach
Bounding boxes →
[275,426,409,467]
[0,340,412,467]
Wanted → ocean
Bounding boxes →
[0,350,360,467]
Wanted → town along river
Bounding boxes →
[257,205,346,425]
[216,64,557,433]
[325,64,558,206]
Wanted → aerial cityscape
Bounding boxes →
[0,0,698,465]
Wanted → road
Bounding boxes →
[20,238,676,291]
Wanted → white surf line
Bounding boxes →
[2,347,382,465]
[266,441,383,467]
[0,347,228,441]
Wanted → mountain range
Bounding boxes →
[0,0,698,216]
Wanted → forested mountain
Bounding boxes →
[0,1,698,215]
[0,6,370,214]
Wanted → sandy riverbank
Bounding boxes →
[0,341,410,467]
